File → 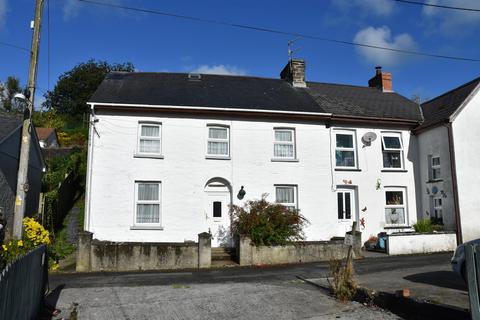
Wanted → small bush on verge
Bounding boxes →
[328,257,357,302]
[231,194,308,246]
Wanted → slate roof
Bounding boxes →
[0,112,22,143]
[89,72,423,122]
[419,77,480,130]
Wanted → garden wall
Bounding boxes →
[76,232,211,272]
[386,232,457,255]
[236,234,361,266]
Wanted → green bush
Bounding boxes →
[413,218,433,233]
[231,194,308,246]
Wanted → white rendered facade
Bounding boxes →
[85,108,419,245]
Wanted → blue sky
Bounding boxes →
[1,0,480,108]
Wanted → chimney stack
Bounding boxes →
[280,59,306,88]
[368,66,392,92]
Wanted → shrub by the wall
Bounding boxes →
[231,194,308,246]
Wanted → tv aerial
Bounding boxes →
[288,37,302,60]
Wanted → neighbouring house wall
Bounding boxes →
[86,110,418,244]
[236,235,359,266]
[0,127,43,237]
[452,89,480,242]
[387,232,457,255]
[415,126,456,231]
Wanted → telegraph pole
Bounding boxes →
[12,0,44,239]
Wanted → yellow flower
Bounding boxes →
[2,245,7,251]
[17,240,23,247]
[50,263,59,271]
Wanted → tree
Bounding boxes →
[0,76,23,112]
[43,60,134,119]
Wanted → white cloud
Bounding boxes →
[63,0,124,21]
[422,0,480,35]
[190,64,247,76]
[353,26,417,66]
[332,0,394,16]
[33,95,45,111]
[0,0,7,30]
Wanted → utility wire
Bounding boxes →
[393,0,480,12]
[47,0,51,90]
[77,0,480,62]
[0,41,31,52]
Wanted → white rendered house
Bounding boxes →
[415,77,480,243]
[84,61,423,247]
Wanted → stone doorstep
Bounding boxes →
[301,277,470,320]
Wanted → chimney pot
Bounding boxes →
[280,59,306,88]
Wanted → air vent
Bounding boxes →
[188,73,202,81]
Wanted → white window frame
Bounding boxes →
[206,125,230,158]
[433,197,443,220]
[384,187,408,227]
[273,128,296,160]
[336,189,354,221]
[274,185,298,211]
[134,181,162,227]
[334,129,357,169]
[381,132,404,170]
[137,122,162,156]
[431,156,441,180]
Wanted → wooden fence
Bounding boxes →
[0,245,48,320]
[466,243,480,320]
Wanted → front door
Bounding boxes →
[336,189,356,236]
[206,192,230,247]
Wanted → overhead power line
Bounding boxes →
[0,41,31,52]
[77,0,480,62]
[393,0,480,12]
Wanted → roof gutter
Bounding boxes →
[87,102,421,126]
[447,122,463,245]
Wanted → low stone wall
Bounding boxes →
[387,231,457,255]
[76,232,211,272]
[236,234,361,266]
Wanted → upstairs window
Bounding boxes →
[384,188,407,226]
[137,122,161,155]
[431,156,441,180]
[335,130,356,168]
[135,182,161,225]
[275,185,297,211]
[207,126,230,157]
[273,129,296,159]
[382,133,403,169]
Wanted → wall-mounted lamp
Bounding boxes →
[237,186,246,200]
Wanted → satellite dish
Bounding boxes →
[362,132,377,146]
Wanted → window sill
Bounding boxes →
[335,168,361,172]
[205,156,231,160]
[134,153,164,159]
[426,179,443,183]
[130,226,164,230]
[381,169,408,173]
[271,158,299,162]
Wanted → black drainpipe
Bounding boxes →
[447,122,463,245]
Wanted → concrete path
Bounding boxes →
[52,280,399,320]
[49,252,458,319]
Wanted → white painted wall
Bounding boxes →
[86,109,418,244]
[452,88,480,242]
[387,232,456,255]
[415,125,456,230]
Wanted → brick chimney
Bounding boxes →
[280,59,306,88]
[368,66,392,92]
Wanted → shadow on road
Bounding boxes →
[404,271,467,291]
[38,284,65,320]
